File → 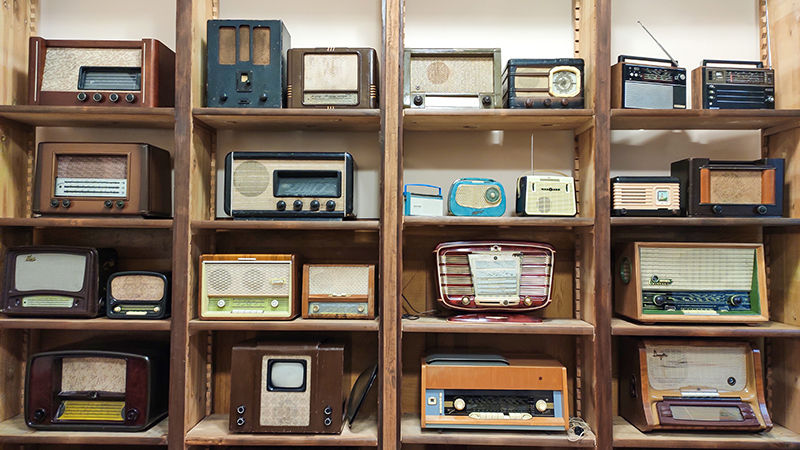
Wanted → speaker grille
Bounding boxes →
[308,265,369,296]
[623,81,673,109]
[110,275,164,301]
[261,355,311,426]
[204,262,291,296]
[409,56,494,93]
[42,47,142,92]
[709,170,762,204]
[639,246,755,292]
[62,357,126,393]
[304,54,358,91]
[57,155,127,179]
[645,343,747,392]
[233,161,270,197]
[455,184,499,209]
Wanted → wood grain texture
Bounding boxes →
[611,217,800,227]
[0,119,34,219]
[0,0,35,106]
[611,318,800,337]
[611,109,800,131]
[0,317,170,331]
[192,219,380,231]
[403,216,593,228]
[188,317,379,333]
[0,415,168,445]
[403,109,594,131]
[0,106,175,128]
[193,108,381,131]
[402,317,594,335]
[0,217,173,229]
[768,0,800,109]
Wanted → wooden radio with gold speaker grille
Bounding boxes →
[302,264,375,319]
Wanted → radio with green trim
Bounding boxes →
[615,242,768,323]
[199,254,298,320]
[2,246,117,318]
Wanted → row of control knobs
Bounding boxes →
[77,93,137,103]
[50,199,126,209]
[276,200,336,211]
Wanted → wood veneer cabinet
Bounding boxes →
[0,1,798,449]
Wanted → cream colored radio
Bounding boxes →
[515,175,576,216]
[302,264,375,319]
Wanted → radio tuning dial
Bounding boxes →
[535,399,548,413]
[481,95,492,106]
[357,305,365,313]
[524,98,534,108]
[729,295,745,307]
[115,200,125,209]
[653,295,666,307]
[310,200,320,211]
[543,98,552,107]
[293,200,303,211]
[453,398,466,411]
[755,205,768,215]
[125,408,139,422]
[270,299,280,308]
[109,93,120,103]
[50,199,59,208]
[125,93,136,103]
[276,200,286,211]
[217,299,226,308]
[114,306,121,312]
[153,306,160,312]
[712,205,724,215]
[104,200,113,209]
[92,93,103,102]
[326,200,336,211]
[413,95,423,106]
[61,199,71,208]
[523,297,533,307]
[561,98,569,107]
[77,92,88,102]
[461,297,470,306]
[678,73,686,81]
[312,305,320,312]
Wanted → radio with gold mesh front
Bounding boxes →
[615,242,768,323]
[199,254,298,320]
[224,152,354,219]
[302,264,375,319]
[29,37,174,107]
[503,59,584,109]
[106,271,170,319]
[619,339,771,432]
[404,48,502,108]
[287,48,378,109]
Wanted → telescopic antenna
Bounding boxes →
[638,21,679,66]
[765,0,773,68]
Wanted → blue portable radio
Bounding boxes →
[447,178,506,217]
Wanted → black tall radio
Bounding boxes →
[692,60,775,110]
[611,56,686,109]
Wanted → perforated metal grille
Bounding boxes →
[410,56,494,93]
[57,155,127,179]
[454,184,500,209]
[308,265,369,296]
[42,47,142,92]
[233,161,270,197]
[204,261,290,296]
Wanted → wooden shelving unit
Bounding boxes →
[0,1,798,449]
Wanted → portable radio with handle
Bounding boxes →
[691,60,774,110]
[516,174,577,216]
[448,178,505,217]
[611,55,687,109]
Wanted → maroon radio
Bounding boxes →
[434,241,555,312]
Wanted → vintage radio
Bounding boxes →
[448,178,505,217]
[229,341,345,434]
[2,246,117,318]
[224,152,355,220]
[421,353,569,431]
[404,184,444,216]
[302,264,375,319]
[611,56,686,109]
[619,339,771,432]
[692,60,774,110]
[516,175,576,216]
[33,142,172,218]
[404,48,502,109]
[28,37,174,107]
[207,20,290,108]
[199,254,298,320]
[25,343,169,431]
[287,48,378,109]
[611,176,682,217]
[615,242,768,323]
[435,241,555,312]
[106,271,170,319]
[671,158,784,217]
[502,59,584,109]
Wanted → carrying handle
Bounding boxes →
[618,55,678,67]
[404,183,442,196]
[455,177,496,183]
[702,160,775,170]
[702,59,764,68]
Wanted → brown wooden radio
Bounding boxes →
[33,142,172,217]
[287,48,378,109]
[28,37,175,107]
[302,264,376,319]
[619,339,771,432]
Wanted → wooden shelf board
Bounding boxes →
[189,317,379,332]
[611,318,800,338]
[611,217,800,227]
[0,317,171,331]
[401,414,595,447]
[192,108,380,131]
[610,109,800,130]
[0,217,173,229]
[403,317,594,335]
[404,216,594,228]
[613,416,800,449]
[403,109,594,132]
[0,105,175,129]
[0,415,168,445]
[185,413,378,446]
[191,219,379,231]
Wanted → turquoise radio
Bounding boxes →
[448,178,506,217]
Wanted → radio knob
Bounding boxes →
[326,200,336,211]
[270,299,279,308]
[766,96,775,103]
[310,200,320,211]
[461,297,470,306]
[481,95,492,106]
[535,399,548,413]
[259,93,268,102]
[312,304,320,312]
[33,408,46,423]
[114,306,121,313]
[523,297,533,306]
[679,73,686,81]
[293,200,303,211]
[92,93,103,102]
[413,95,423,106]
[276,200,286,211]
[104,200,113,209]
[125,408,139,422]
[153,306,160,312]
[109,93,120,103]
[50,199,59,208]
[653,295,667,306]
[357,305,365,313]
[561,99,569,107]
[729,296,745,307]
[217,299,226,308]
[712,205,723,215]
[125,93,136,103]
[453,398,466,411]
[61,199,71,208]
[115,200,125,209]
[77,92,88,102]
[755,205,768,215]
[543,98,553,107]
[524,98,534,108]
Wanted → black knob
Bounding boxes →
[653,295,666,307]
[61,199,71,208]
[125,93,136,103]
[727,376,737,386]
[326,200,336,211]
[543,98,552,107]
[324,406,332,415]
[324,417,332,426]
[259,93,268,102]
[89,391,99,399]
[125,408,139,422]
[104,200,113,209]
[524,98,534,108]
[219,93,228,102]
[92,93,103,102]
[413,95,423,106]
[115,200,125,209]
[310,200,320,211]
[109,93,119,103]
[293,200,303,211]
[712,205,723,215]
[77,92,88,102]
[729,296,744,307]
[561,98,569,107]
[50,199,59,208]
[482,95,492,106]
[755,205,768,215]
[619,208,628,216]
[276,200,286,211]
[33,408,46,422]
